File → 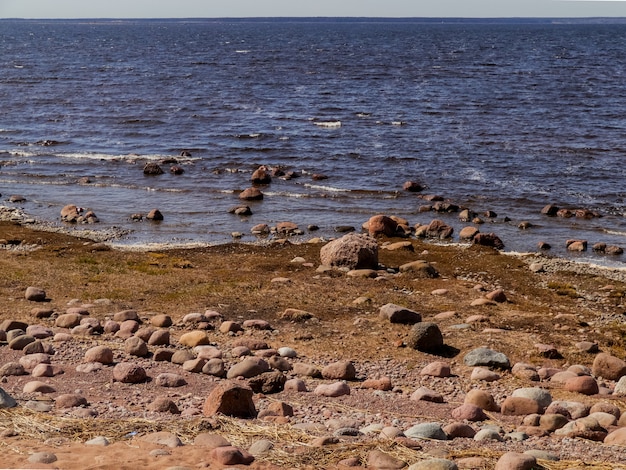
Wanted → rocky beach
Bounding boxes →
[0,206,625,470]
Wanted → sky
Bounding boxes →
[1,0,626,19]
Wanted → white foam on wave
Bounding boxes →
[314,121,342,128]
[262,191,311,198]
[303,183,350,192]
[58,152,200,162]
[605,229,626,237]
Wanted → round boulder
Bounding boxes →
[319,233,378,270]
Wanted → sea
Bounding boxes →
[1,18,625,266]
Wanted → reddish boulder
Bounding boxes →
[203,382,257,418]
[425,219,453,239]
[473,232,505,249]
[239,187,264,201]
[367,214,398,237]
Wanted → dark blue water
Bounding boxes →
[1,19,625,264]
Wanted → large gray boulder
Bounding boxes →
[320,233,378,270]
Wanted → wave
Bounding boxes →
[58,152,199,163]
[604,229,626,237]
[314,121,342,128]
[261,191,311,198]
[303,183,350,192]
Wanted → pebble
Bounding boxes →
[85,436,110,446]
[495,452,536,470]
[0,388,17,408]
[408,459,458,470]
[314,381,351,397]
[28,452,57,464]
[463,347,510,369]
[404,422,447,440]
[470,367,500,382]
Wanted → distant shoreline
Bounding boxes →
[2,17,626,25]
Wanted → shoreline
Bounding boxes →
[1,203,626,469]
[3,204,626,283]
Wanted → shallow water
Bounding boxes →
[0,19,625,265]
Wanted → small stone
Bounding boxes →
[210,446,254,466]
[155,373,187,387]
[451,404,487,421]
[112,363,147,383]
[408,459,458,470]
[312,381,351,397]
[470,367,500,382]
[404,422,447,440]
[463,347,510,369]
[322,360,356,380]
[25,286,47,302]
[406,322,444,352]
[379,303,422,324]
[495,452,536,470]
[55,393,88,408]
[410,387,444,403]
[565,376,599,395]
[592,353,626,380]
[85,436,110,446]
[0,387,17,408]
[203,382,257,418]
[138,431,182,448]
[420,361,451,377]
[148,397,180,414]
[23,381,56,394]
[464,389,499,412]
[178,330,210,347]
[28,452,57,464]
[367,449,406,470]
[124,336,149,357]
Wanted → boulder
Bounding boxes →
[367,214,398,237]
[473,232,505,249]
[425,219,453,239]
[319,233,378,270]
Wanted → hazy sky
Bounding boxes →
[1,0,626,19]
